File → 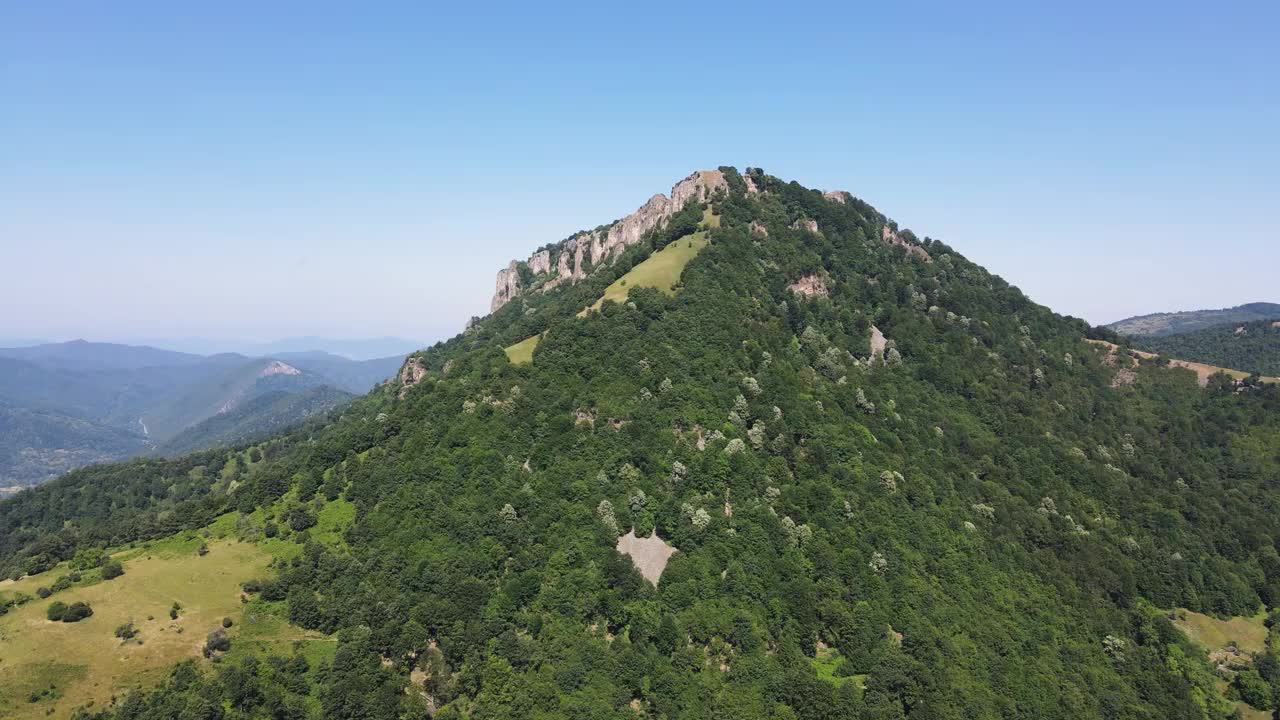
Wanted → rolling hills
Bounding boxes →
[1108,302,1280,336]
[1129,318,1280,378]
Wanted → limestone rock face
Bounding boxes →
[488,170,728,312]
[824,190,852,204]
[528,249,551,275]
[491,261,522,312]
[749,220,768,238]
[590,193,672,264]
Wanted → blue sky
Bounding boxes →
[3,1,1276,345]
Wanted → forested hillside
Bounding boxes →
[3,168,1279,719]
[1132,319,1280,378]
[1109,302,1280,337]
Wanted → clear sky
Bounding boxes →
[3,1,1276,345]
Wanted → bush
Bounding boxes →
[203,629,231,656]
[288,506,316,532]
[115,622,138,642]
[221,617,233,628]
[101,561,125,580]
[49,601,92,623]
[46,601,67,621]
[36,586,52,599]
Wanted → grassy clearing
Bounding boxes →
[504,333,542,365]
[227,599,334,661]
[1169,608,1272,720]
[812,645,867,690]
[582,231,710,314]
[1170,607,1269,655]
[0,539,272,720]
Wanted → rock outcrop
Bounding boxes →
[788,274,829,298]
[791,218,820,234]
[824,190,852,204]
[491,261,523,312]
[489,170,728,312]
[528,249,551,275]
[881,225,932,262]
[398,357,428,398]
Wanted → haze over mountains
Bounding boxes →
[0,340,408,493]
[0,336,427,362]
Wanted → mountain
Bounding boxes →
[3,167,1280,719]
[272,351,407,394]
[1131,318,1280,378]
[0,403,148,496]
[158,385,354,456]
[243,336,423,361]
[0,342,404,490]
[1108,301,1280,336]
[129,336,427,360]
[0,339,217,372]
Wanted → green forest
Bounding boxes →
[2,168,1279,719]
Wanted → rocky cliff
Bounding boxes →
[489,170,729,313]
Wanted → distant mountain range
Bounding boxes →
[1107,302,1280,337]
[0,336,428,361]
[0,340,412,493]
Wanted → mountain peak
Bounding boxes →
[490,169,731,312]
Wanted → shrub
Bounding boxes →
[36,586,52,599]
[49,601,93,623]
[115,622,138,642]
[101,561,125,580]
[221,617,233,628]
[203,629,231,656]
[46,601,67,621]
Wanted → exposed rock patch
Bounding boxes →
[791,218,820,234]
[869,326,888,360]
[788,274,829,298]
[616,529,677,584]
[398,358,428,398]
[749,220,768,238]
[881,225,932,262]
[824,190,852,204]
[258,360,301,377]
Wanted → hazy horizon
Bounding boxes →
[4,3,1276,340]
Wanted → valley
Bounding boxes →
[0,343,407,493]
